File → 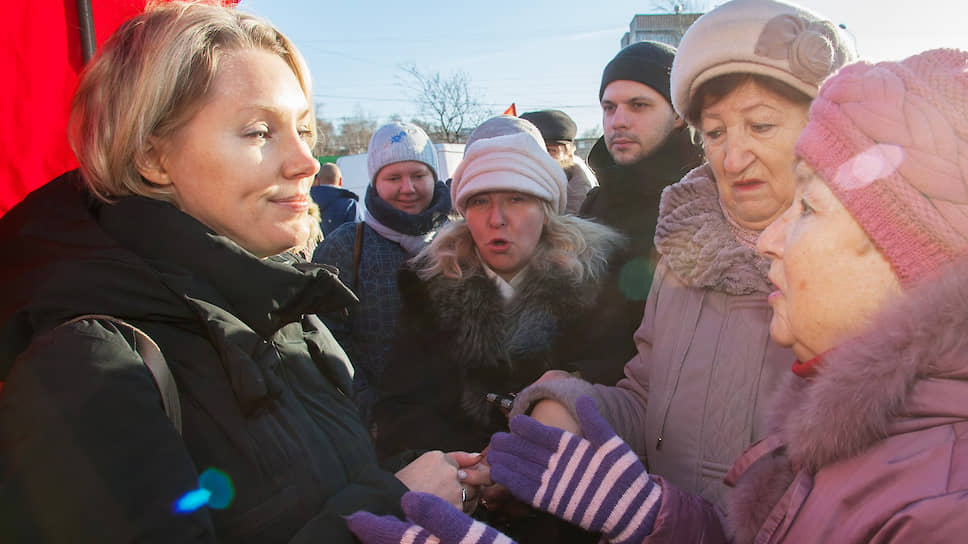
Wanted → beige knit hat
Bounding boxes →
[670,0,856,120]
[450,133,568,215]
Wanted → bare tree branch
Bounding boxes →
[401,64,486,143]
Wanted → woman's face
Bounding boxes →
[141,48,318,258]
[464,190,546,282]
[757,162,901,361]
[701,80,809,230]
[374,161,435,214]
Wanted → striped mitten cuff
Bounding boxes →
[346,491,516,544]
[488,396,661,544]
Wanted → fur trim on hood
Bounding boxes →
[655,164,771,295]
[403,216,624,430]
[777,256,968,471]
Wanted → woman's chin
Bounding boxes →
[768,318,796,350]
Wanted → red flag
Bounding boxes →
[503,103,517,116]
[0,0,239,217]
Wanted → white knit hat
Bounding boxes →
[450,133,568,215]
[465,115,544,150]
[366,122,439,184]
[670,0,856,120]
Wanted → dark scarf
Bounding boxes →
[364,180,452,236]
[98,195,357,336]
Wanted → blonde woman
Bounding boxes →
[0,3,484,541]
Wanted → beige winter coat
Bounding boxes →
[512,164,792,510]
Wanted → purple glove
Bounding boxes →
[346,491,516,544]
[488,396,661,544]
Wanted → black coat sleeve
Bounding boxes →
[0,320,215,543]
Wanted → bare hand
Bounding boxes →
[447,451,492,488]
[478,447,534,517]
[395,450,475,511]
[530,399,581,435]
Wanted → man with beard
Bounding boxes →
[575,41,704,384]
[519,109,597,214]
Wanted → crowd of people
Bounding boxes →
[0,0,966,543]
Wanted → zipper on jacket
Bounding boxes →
[656,435,663,450]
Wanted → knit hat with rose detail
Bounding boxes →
[670,0,856,120]
[366,122,439,184]
[795,49,968,287]
[450,133,568,215]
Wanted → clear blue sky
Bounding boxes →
[237,0,966,136]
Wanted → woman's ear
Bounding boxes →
[135,138,173,187]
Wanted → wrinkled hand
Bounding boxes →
[477,447,531,518]
[346,492,516,544]
[449,451,489,512]
[395,451,476,511]
[488,396,661,544]
[447,451,491,486]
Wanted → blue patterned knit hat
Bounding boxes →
[366,122,439,184]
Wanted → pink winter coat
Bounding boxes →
[513,165,793,511]
[650,256,968,543]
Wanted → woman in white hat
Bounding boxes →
[313,122,452,427]
[372,125,624,463]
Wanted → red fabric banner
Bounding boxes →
[503,103,517,116]
[0,0,238,217]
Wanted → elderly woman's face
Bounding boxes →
[464,190,546,282]
[757,162,900,361]
[701,80,809,230]
[142,48,318,258]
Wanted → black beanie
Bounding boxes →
[599,41,677,104]
[519,110,577,142]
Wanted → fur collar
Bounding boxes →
[654,164,771,295]
[727,258,968,543]
[414,218,622,429]
[775,257,968,471]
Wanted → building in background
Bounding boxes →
[620,11,703,48]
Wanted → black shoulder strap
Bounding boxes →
[59,315,182,434]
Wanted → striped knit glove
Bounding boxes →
[346,492,516,544]
[487,396,661,544]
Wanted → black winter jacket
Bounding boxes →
[0,172,406,543]
[577,128,703,382]
[373,219,624,459]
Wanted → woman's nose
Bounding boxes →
[488,203,506,226]
[283,133,319,181]
[400,177,417,193]
[723,134,755,175]
[757,209,788,259]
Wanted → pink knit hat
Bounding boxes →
[795,48,968,287]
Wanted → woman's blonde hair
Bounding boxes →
[69,1,314,202]
[413,201,622,285]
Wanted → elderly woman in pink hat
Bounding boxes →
[503,0,856,515]
[346,48,968,544]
